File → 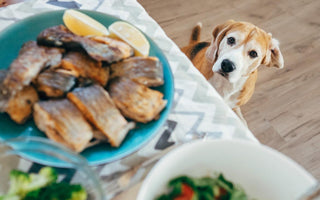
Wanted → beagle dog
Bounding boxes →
[182,20,284,125]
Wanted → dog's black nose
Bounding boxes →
[221,59,235,73]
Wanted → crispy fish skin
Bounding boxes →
[110,56,164,87]
[108,77,167,123]
[0,70,6,84]
[19,42,64,69]
[3,41,48,93]
[0,41,64,110]
[4,41,64,92]
[0,70,8,112]
[80,41,124,63]
[61,51,109,86]
[91,36,134,61]
[33,99,93,152]
[43,47,65,68]
[1,71,38,124]
[35,70,76,98]
[6,86,39,124]
[0,70,6,81]
[37,25,132,63]
[36,25,78,48]
[67,85,135,147]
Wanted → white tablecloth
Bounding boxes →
[0,0,258,199]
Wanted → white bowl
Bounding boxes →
[138,139,317,200]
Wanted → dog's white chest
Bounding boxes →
[208,73,247,108]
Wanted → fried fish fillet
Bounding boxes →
[0,41,63,110]
[6,86,39,124]
[0,70,8,112]
[1,69,39,123]
[0,70,6,81]
[35,70,76,98]
[4,41,47,91]
[43,47,64,68]
[61,51,109,86]
[108,77,167,123]
[90,36,134,62]
[4,41,64,92]
[33,99,93,152]
[37,25,134,63]
[1,69,39,122]
[0,42,46,108]
[67,85,135,147]
[18,42,64,69]
[110,56,164,87]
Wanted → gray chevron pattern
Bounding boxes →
[88,0,258,180]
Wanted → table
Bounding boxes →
[0,0,257,199]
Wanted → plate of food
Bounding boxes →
[0,9,174,166]
[138,140,317,200]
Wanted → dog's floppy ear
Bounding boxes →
[206,20,235,63]
[263,37,284,69]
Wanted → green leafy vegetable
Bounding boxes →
[7,167,57,198]
[156,173,249,200]
[0,194,20,200]
[23,182,87,200]
[0,167,87,200]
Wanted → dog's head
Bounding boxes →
[206,20,284,83]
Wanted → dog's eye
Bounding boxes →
[227,37,235,45]
[249,50,258,58]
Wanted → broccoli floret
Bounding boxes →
[69,185,87,200]
[7,170,31,197]
[24,182,87,200]
[8,167,57,198]
[0,194,21,200]
[28,167,58,191]
[4,167,87,200]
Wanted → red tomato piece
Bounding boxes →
[174,183,194,200]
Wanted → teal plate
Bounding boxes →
[0,10,174,167]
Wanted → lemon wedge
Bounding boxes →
[109,21,150,57]
[63,9,109,36]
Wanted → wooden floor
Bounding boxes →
[139,0,320,179]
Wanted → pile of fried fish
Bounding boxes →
[0,25,167,152]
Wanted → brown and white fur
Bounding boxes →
[182,20,284,125]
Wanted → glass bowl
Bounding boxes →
[0,136,105,200]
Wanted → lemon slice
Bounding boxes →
[109,21,150,57]
[63,9,109,36]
